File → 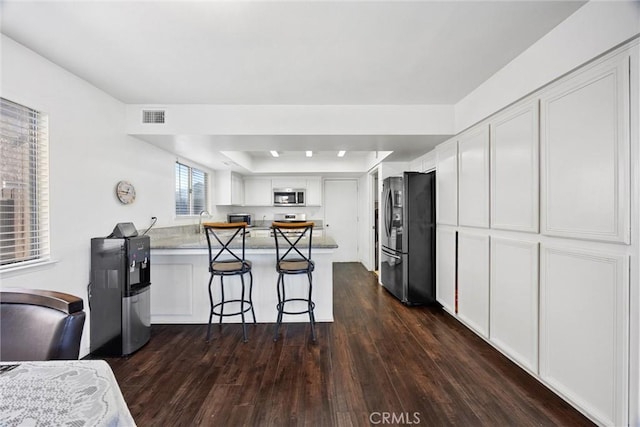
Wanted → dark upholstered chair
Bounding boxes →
[0,288,86,361]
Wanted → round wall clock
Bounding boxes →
[115,180,136,204]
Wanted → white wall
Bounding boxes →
[0,35,218,357]
[357,172,371,270]
[126,104,454,136]
[455,0,640,132]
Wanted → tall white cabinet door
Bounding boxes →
[436,140,458,226]
[458,125,490,228]
[457,233,489,337]
[490,238,538,374]
[540,53,630,243]
[540,245,628,426]
[436,228,456,314]
[490,101,539,233]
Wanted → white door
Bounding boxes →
[324,179,358,262]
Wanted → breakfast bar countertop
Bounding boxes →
[147,224,337,250]
[146,224,336,325]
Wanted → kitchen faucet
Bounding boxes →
[199,210,210,233]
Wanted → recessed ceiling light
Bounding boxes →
[270,150,279,157]
[306,151,313,157]
[337,150,346,157]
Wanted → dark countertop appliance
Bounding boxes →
[381,172,436,305]
[228,213,252,226]
[89,223,151,356]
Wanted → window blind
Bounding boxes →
[0,98,50,268]
[175,161,208,216]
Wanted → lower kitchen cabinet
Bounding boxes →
[539,245,628,426]
[490,238,538,374]
[457,232,489,337]
[435,228,456,314]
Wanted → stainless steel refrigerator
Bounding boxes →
[381,171,435,305]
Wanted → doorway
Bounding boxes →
[324,179,358,262]
[370,168,379,274]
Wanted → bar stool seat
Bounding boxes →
[203,222,255,343]
[271,221,316,342]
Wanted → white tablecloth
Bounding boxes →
[0,360,136,426]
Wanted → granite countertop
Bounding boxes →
[147,224,337,250]
[250,219,324,230]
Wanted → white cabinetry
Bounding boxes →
[458,125,490,228]
[490,238,539,373]
[244,178,272,206]
[541,53,630,243]
[491,101,539,233]
[435,140,458,226]
[457,232,489,337]
[215,170,244,206]
[435,228,456,314]
[250,229,270,238]
[540,245,628,426]
[272,178,306,189]
[431,44,635,427]
[306,177,322,206]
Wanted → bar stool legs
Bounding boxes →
[207,270,255,343]
[273,272,316,342]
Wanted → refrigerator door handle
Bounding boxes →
[386,188,394,236]
[383,187,391,237]
[381,247,401,260]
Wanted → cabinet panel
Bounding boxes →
[306,177,322,206]
[457,233,489,337]
[272,178,306,189]
[244,178,272,206]
[436,140,458,226]
[435,228,456,313]
[458,126,490,228]
[540,245,628,426]
[490,238,538,373]
[215,170,243,206]
[151,263,193,316]
[231,173,243,205]
[491,101,539,233]
[541,54,630,243]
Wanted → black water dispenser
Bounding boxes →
[89,223,151,356]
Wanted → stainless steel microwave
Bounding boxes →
[273,188,306,206]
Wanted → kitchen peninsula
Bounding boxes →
[147,224,338,325]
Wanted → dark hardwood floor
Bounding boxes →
[102,262,594,426]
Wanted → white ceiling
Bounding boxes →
[0,0,586,168]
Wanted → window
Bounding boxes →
[175,161,208,216]
[0,98,49,269]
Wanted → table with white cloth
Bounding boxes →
[0,360,136,426]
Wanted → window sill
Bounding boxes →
[0,259,59,278]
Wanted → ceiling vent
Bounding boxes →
[142,109,165,124]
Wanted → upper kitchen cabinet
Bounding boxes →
[540,52,630,244]
[435,139,458,226]
[243,178,272,206]
[215,170,244,206]
[458,125,490,228]
[305,177,322,206]
[490,101,539,233]
[272,178,306,189]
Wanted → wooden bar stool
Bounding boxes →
[203,222,255,343]
[271,221,316,342]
